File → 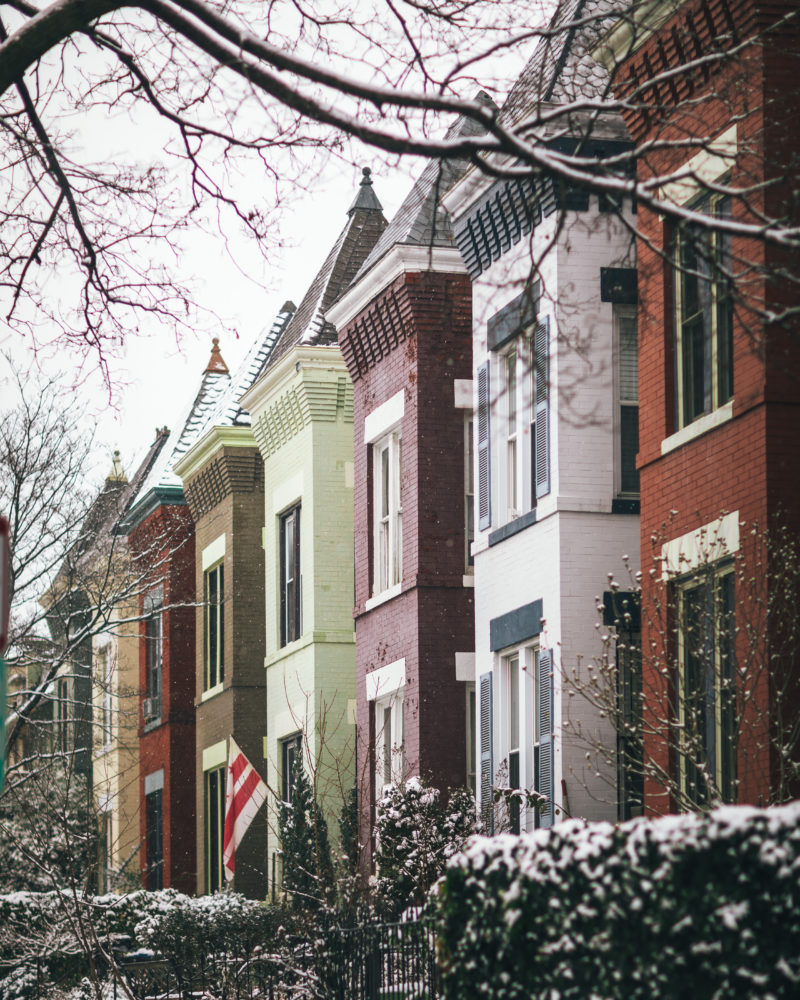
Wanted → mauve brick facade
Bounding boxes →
[340,269,474,858]
[619,0,800,809]
[130,503,197,893]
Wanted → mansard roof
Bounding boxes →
[266,172,388,368]
[501,0,615,125]
[350,96,495,287]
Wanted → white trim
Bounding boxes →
[661,511,740,579]
[454,379,473,409]
[455,652,475,682]
[326,244,467,330]
[201,533,226,571]
[364,390,405,444]
[202,739,228,771]
[365,581,402,612]
[272,472,304,515]
[366,658,406,701]
[661,399,734,455]
[462,575,475,588]
[201,681,224,702]
[659,125,738,206]
[98,792,113,813]
[144,769,164,795]
[593,0,684,69]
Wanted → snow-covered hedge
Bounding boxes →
[436,803,800,1000]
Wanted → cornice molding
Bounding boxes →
[174,424,257,484]
[593,0,686,70]
[326,244,467,331]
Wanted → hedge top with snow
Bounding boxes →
[436,802,800,1000]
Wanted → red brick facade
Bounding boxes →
[339,269,475,858]
[130,503,197,892]
[617,0,800,810]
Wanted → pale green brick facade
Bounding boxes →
[242,345,356,881]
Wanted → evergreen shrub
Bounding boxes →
[436,802,800,1000]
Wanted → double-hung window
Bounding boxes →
[675,189,733,428]
[505,350,519,519]
[504,653,521,833]
[204,765,225,892]
[465,417,474,570]
[676,565,736,807]
[145,787,163,890]
[374,431,402,594]
[204,561,224,690]
[280,505,301,647]
[144,590,162,724]
[281,733,302,805]
[375,690,404,800]
[617,307,639,496]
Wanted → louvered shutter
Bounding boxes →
[477,362,492,530]
[479,672,494,832]
[534,317,550,499]
[537,649,554,828]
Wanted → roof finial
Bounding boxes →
[205,336,230,374]
[347,166,383,215]
[107,449,127,483]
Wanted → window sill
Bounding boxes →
[143,718,162,734]
[488,508,537,547]
[661,400,734,455]
[365,582,402,612]
[201,682,224,702]
[462,575,475,588]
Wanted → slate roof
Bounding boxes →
[501,0,615,125]
[204,304,295,428]
[351,95,497,286]
[266,170,388,368]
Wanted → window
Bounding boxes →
[144,594,162,723]
[677,566,736,807]
[100,647,113,747]
[281,733,302,805]
[145,788,163,890]
[373,431,402,594]
[98,810,113,893]
[56,676,71,753]
[604,590,643,821]
[374,691,404,800]
[504,653,521,833]
[674,190,733,428]
[465,417,474,570]
[466,684,476,794]
[617,307,639,495]
[505,349,519,518]
[204,765,225,892]
[280,505,301,646]
[204,562,224,689]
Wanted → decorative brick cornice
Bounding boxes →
[247,347,354,459]
[339,280,413,381]
[183,448,264,520]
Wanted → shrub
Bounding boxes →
[375,779,480,919]
[436,802,800,1000]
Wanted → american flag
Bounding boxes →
[223,738,268,882]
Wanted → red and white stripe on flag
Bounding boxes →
[223,737,268,882]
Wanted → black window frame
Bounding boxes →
[280,505,301,647]
[204,561,225,690]
[281,733,302,805]
[145,788,164,890]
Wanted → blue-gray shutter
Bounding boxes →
[479,671,494,832]
[534,317,550,499]
[477,362,492,530]
[537,649,555,828]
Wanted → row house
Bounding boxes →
[242,169,388,883]
[121,349,235,892]
[329,151,478,863]
[597,0,800,811]
[174,310,293,897]
[443,0,642,830]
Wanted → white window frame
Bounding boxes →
[373,429,402,596]
[367,658,406,801]
[504,348,519,519]
[497,643,539,831]
[464,414,474,572]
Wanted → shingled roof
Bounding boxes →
[350,94,497,286]
[501,0,615,125]
[266,169,388,368]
